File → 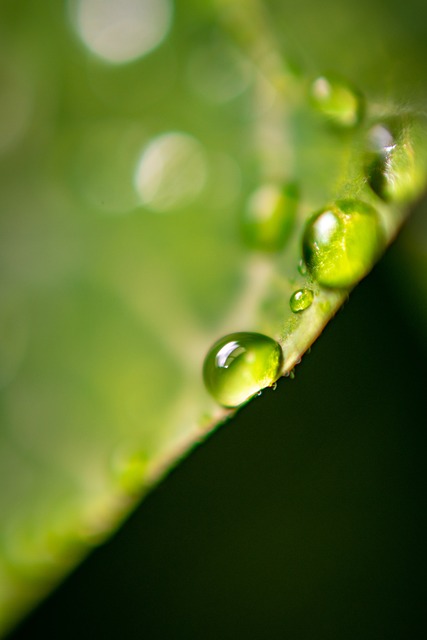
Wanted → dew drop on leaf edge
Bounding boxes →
[203,331,283,408]
[290,288,314,313]
[302,199,383,289]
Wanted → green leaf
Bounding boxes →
[1,0,426,634]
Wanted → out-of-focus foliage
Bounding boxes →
[0,0,427,635]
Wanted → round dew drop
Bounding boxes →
[302,199,383,289]
[290,288,314,313]
[310,76,363,128]
[241,182,298,253]
[203,332,283,408]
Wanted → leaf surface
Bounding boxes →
[0,0,426,634]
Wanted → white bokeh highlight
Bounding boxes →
[71,0,173,64]
[134,132,208,212]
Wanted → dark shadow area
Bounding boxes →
[9,246,427,640]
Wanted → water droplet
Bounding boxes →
[241,182,298,252]
[310,76,363,128]
[289,370,295,379]
[290,288,314,313]
[365,118,427,203]
[302,199,383,288]
[203,332,283,408]
[70,0,173,65]
[297,259,307,276]
[134,132,208,212]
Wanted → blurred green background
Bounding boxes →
[1,0,427,637]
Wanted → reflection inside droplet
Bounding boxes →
[313,210,339,244]
[70,0,173,64]
[134,132,208,212]
[312,77,330,100]
[216,341,242,368]
[368,124,395,154]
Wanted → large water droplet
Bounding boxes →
[310,76,363,128]
[241,182,298,252]
[365,118,427,203]
[203,332,283,408]
[290,288,314,313]
[302,199,383,289]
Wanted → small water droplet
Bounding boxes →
[289,370,295,379]
[241,182,298,252]
[302,199,383,288]
[297,259,307,276]
[310,76,363,128]
[290,288,314,313]
[203,332,283,408]
[365,118,427,203]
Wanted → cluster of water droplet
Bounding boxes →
[303,78,427,294]
[203,73,427,408]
